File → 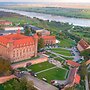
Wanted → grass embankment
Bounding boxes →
[37,68,67,83]
[51,48,71,56]
[27,61,55,72]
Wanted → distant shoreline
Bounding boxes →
[0,2,90,9]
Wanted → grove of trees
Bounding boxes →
[0,57,12,77]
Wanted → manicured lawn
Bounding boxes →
[27,61,55,72]
[37,68,67,83]
[59,39,74,48]
[51,48,71,56]
[54,57,64,62]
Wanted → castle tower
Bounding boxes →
[17,28,21,34]
[33,33,38,57]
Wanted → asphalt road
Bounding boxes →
[23,73,58,90]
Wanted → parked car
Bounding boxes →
[29,71,37,77]
[26,62,32,67]
[42,78,47,82]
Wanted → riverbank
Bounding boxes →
[0,10,90,42]
[2,7,90,19]
[0,8,90,27]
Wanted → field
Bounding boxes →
[27,61,67,83]
[27,61,55,72]
[9,7,90,19]
[37,68,67,83]
[51,48,71,56]
[59,38,75,48]
[71,26,90,42]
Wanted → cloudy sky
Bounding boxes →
[0,0,90,3]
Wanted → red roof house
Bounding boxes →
[0,20,12,26]
[66,60,80,67]
[42,36,56,45]
[74,74,80,84]
[77,39,90,52]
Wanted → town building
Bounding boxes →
[0,27,24,35]
[3,27,24,31]
[64,68,80,88]
[0,33,38,63]
[0,20,12,26]
[66,60,80,67]
[42,36,56,45]
[77,39,90,52]
[25,24,50,36]
[28,25,44,33]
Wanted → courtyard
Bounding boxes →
[27,61,68,83]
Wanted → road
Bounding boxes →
[71,47,82,61]
[23,73,58,90]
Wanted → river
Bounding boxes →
[0,8,90,27]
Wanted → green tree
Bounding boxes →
[20,77,37,90]
[38,38,45,50]
[81,49,90,60]
[4,84,13,90]
[79,62,87,80]
[65,86,76,90]
[24,26,31,36]
[0,58,12,76]
[12,79,21,90]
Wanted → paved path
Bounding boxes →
[36,66,57,74]
[46,50,66,60]
[85,75,89,90]
[71,47,82,61]
[23,73,58,90]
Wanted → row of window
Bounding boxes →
[13,47,35,57]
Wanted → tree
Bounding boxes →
[0,57,12,76]
[78,62,87,80]
[81,49,90,60]
[4,84,13,90]
[12,79,21,90]
[65,86,76,90]
[38,38,45,50]
[20,77,37,90]
[24,26,31,36]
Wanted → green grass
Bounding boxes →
[54,57,64,62]
[27,61,55,72]
[59,38,74,48]
[17,67,28,71]
[37,68,67,83]
[51,48,71,56]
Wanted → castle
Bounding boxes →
[0,33,38,63]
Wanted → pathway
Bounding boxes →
[36,66,57,74]
[23,73,58,90]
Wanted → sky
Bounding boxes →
[0,0,90,3]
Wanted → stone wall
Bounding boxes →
[0,75,16,84]
[12,56,48,69]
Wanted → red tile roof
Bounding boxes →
[0,33,34,47]
[66,60,80,67]
[75,74,80,84]
[78,39,90,50]
[0,20,12,25]
[66,68,77,84]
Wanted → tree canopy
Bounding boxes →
[0,57,12,76]
[38,38,45,50]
